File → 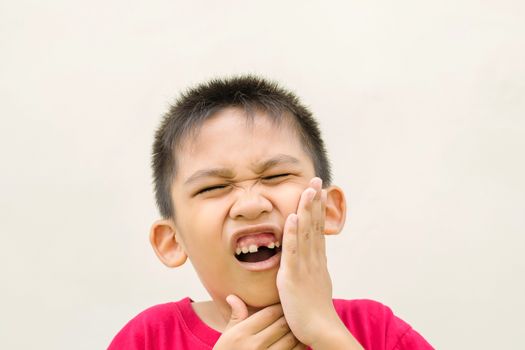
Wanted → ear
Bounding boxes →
[323,186,347,235]
[149,219,188,268]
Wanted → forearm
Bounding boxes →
[310,318,364,350]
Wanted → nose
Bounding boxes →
[229,187,273,220]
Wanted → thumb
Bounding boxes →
[224,294,249,330]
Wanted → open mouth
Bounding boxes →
[235,244,282,263]
[233,231,282,264]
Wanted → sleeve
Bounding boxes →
[392,327,434,350]
[333,299,434,350]
[383,303,434,350]
[107,303,183,350]
[107,315,147,350]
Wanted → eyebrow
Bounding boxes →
[184,154,301,186]
[253,154,301,173]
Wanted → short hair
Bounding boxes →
[152,75,332,219]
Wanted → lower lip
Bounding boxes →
[235,251,282,272]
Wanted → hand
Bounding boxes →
[276,178,363,349]
[213,294,306,350]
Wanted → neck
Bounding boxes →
[191,299,267,332]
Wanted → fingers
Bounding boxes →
[297,186,316,259]
[308,178,325,254]
[281,177,328,270]
[266,331,301,350]
[291,342,308,350]
[281,213,298,269]
[296,177,326,258]
[216,298,291,350]
[314,187,327,258]
[255,316,290,348]
[282,184,316,266]
[224,294,249,331]
[239,302,284,334]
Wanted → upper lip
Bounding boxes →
[230,224,282,253]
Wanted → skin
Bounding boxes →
[150,107,363,349]
[276,178,364,349]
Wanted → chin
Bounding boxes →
[241,284,280,308]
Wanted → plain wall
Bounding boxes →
[1,1,524,349]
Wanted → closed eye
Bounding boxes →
[196,184,228,195]
[263,173,291,181]
[196,174,291,195]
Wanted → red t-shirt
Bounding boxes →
[108,297,433,349]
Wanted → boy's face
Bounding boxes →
[169,107,316,308]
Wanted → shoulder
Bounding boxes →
[119,300,182,329]
[334,298,393,317]
[107,298,189,350]
[333,299,434,350]
[333,298,402,334]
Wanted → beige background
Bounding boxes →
[1,1,524,349]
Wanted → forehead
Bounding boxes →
[174,107,311,180]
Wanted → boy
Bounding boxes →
[108,75,433,349]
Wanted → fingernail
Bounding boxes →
[307,188,316,202]
[311,177,322,188]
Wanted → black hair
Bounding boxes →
[152,74,331,219]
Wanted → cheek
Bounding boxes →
[270,185,304,214]
[177,202,229,248]
[193,196,231,219]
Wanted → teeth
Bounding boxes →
[235,241,282,255]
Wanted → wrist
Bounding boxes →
[309,317,363,350]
